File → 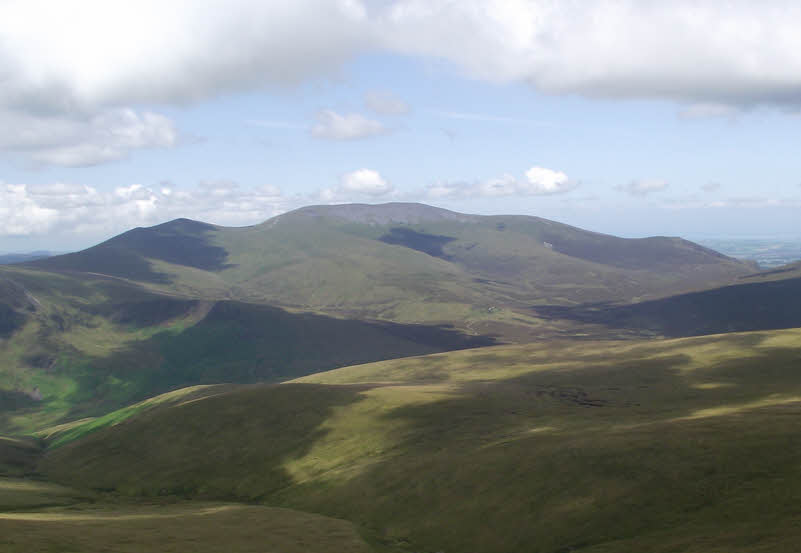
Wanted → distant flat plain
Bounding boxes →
[696,238,801,268]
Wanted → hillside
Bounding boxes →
[38,327,801,553]
[3,203,796,436]
[0,265,492,435]
[28,203,755,329]
[533,273,801,337]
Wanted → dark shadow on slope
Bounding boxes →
[533,277,801,337]
[57,301,498,418]
[0,303,25,338]
[0,436,43,477]
[379,227,457,259]
[539,232,732,271]
[0,277,37,337]
[307,345,801,553]
[741,265,799,278]
[40,384,367,500]
[98,298,201,327]
[0,390,39,413]
[28,219,233,283]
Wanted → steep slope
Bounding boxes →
[27,219,227,284]
[41,327,801,553]
[534,274,801,337]
[0,265,493,435]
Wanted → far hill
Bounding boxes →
[0,251,57,265]
[29,203,756,336]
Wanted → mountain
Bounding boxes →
[28,203,755,333]
[0,202,789,434]
[36,326,801,553]
[5,203,801,552]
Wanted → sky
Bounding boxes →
[1,0,801,252]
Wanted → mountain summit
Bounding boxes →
[23,203,757,338]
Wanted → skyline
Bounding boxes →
[2,0,801,251]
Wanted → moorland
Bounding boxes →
[2,203,801,552]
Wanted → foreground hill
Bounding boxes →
[39,327,801,553]
[0,265,491,434]
[28,203,755,330]
[0,478,374,553]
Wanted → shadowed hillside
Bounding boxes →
[533,276,801,337]
[29,219,230,283]
[0,265,495,435]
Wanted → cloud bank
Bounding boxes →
[3,1,801,113]
[2,1,801,167]
[0,180,288,241]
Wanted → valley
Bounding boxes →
[2,203,801,552]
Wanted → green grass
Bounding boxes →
[0,264,494,436]
[38,327,801,553]
[27,204,760,331]
[0,497,374,553]
[37,384,236,448]
[0,478,88,510]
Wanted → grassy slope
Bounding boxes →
[0,265,493,435]
[29,204,756,328]
[532,273,801,337]
[0,479,374,553]
[40,327,801,553]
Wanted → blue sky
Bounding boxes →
[1,1,801,251]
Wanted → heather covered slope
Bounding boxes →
[40,327,801,553]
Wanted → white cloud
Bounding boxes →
[341,169,393,195]
[0,179,290,239]
[0,108,177,167]
[3,1,801,116]
[522,166,574,195]
[382,1,801,107]
[0,1,370,110]
[617,179,669,196]
[424,166,575,199]
[365,90,410,114]
[310,110,387,140]
[317,168,394,202]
